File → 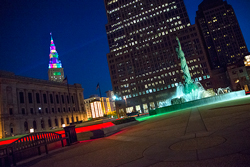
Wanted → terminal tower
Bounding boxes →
[48,33,65,82]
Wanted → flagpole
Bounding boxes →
[97,83,104,116]
[98,84,102,98]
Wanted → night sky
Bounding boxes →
[1,0,249,98]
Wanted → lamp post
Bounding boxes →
[113,95,126,118]
[112,95,118,118]
[123,97,128,115]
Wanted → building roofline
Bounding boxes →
[0,70,83,89]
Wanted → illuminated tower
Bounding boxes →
[48,33,64,82]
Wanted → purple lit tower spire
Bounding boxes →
[49,33,62,69]
[48,33,65,82]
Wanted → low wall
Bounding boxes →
[90,120,139,139]
[150,90,246,115]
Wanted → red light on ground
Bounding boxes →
[56,122,115,135]
[75,122,114,133]
[0,122,115,146]
[0,139,18,146]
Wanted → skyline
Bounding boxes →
[1,0,249,98]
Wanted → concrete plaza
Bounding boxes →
[19,95,250,167]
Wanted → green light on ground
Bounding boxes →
[136,94,250,122]
[135,109,188,122]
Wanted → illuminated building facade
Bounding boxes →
[226,54,250,91]
[104,0,212,114]
[244,55,250,67]
[227,65,250,91]
[195,0,249,70]
[90,101,104,118]
[48,34,65,82]
[84,96,116,119]
[0,71,86,138]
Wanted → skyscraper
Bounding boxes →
[48,33,65,82]
[104,0,212,114]
[196,0,248,70]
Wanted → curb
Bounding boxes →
[90,120,139,139]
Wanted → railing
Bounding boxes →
[0,147,8,166]
[0,132,65,166]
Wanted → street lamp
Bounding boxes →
[112,95,117,100]
[123,97,128,115]
[30,128,34,133]
[124,97,127,107]
[112,95,121,118]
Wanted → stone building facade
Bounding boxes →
[0,71,86,138]
[227,64,250,91]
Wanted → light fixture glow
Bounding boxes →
[30,128,34,133]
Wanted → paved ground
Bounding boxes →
[18,95,250,167]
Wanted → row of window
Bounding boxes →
[118,65,204,90]
[109,28,198,68]
[107,1,181,38]
[116,74,211,99]
[23,117,78,131]
[112,56,206,86]
[9,106,78,116]
[110,23,190,53]
[107,0,177,31]
[19,92,76,105]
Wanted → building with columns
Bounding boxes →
[84,94,116,119]
[0,71,86,138]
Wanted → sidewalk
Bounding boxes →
[18,96,250,167]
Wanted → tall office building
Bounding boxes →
[196,0,248,70]
[104,0,212,114]
[48,34,65,82]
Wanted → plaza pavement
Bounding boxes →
[18,95,250,167]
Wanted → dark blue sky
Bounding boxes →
[1,0,249,98]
